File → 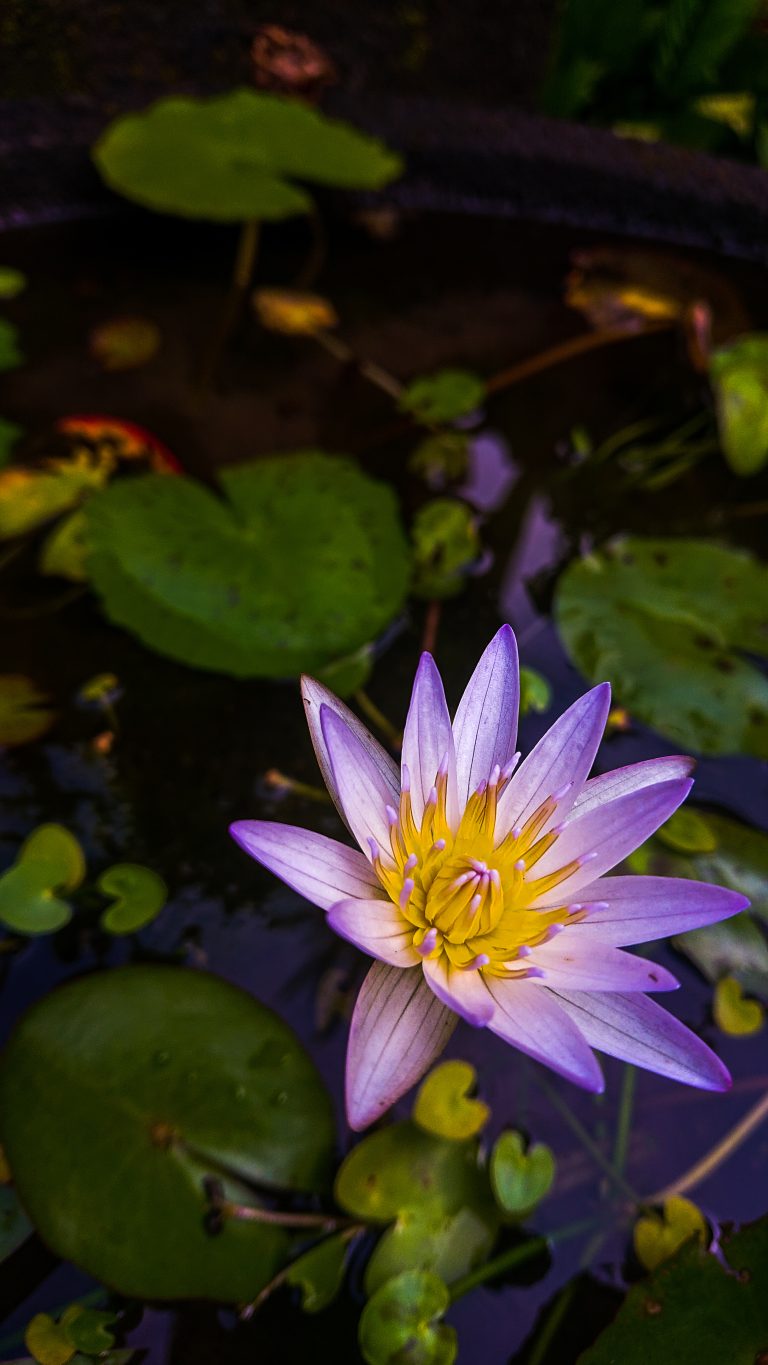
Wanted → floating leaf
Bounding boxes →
[0,824,84,935]
[408,432,470,485]
[412,1061,490,1141]
[0,418,23,467]
[358,1270,457,1365]
[0,267,27,299]
[555,538,768,757]
[98,863,167,934]
[93,91,402,223]
[581,1214,768,1364]
[0,677,55,748]
[284,1232,349,1312]
[411,499,480,600]
[335,1119,498,1293]
[39,509,89,582]
[710,334,768,475]
[85,455,410,683]
[0,1183,33,1263]
[399,370,485,426]
[633,1196,707,1272]
[62,1308,116,1356]
[489,1131,556,1220]
[0,459,107,540]
[0,966,335,1301]
[0,319,22,373]
[656,808,717,854]
[713,976,764,1035]
[24,1315,75,1365]
[518,666,552,717]
[253,288,338,335]
[89,317,161,372]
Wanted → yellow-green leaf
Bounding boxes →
[713,976,764,1036]
[633,1196,707,1272]
[412,1061,490,1141]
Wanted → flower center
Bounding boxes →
[369,759,589,976]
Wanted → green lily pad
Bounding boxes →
[554,537,768,756]
[0,677,56,748]
[412,1061,490,1141]
[656,808,718,854]
[284,1232,350,1312]
[359,1270,457,1365]
[85,455,410,683]
[519,666,552,717]
[92,91,402,223]
[0,825,84,934]
[411,499,480,600]
[409,432,471,484]
[335,1119,498,1293]
[63,1309,116,1357]
[98,863,167,934]
[399,370,485,426]
[0,966,335,1300]
[39,509,89,582]
[0,319,22,373]
[580,1214,768,1364]
[710,334,768,475]
[489,1130,556,1220]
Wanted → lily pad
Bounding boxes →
[0,677,56,748]
[580,1214,768,1364]
[0,267,26,299]
[92,90,402,223]
[358,1270,457,1365]
[98,863,167,934]
[633,1196,707,1272]
[411,499,480,600]
[399,370,485,426]
[39,510,89,582]
[709,334,768,475]
[412,1061,490,1142]
[489,1131,556,1220]
[284,1232,350,1312]
[24,1314,76,1365]
[85,454,410,684]
[0,966,335,1300]
[713,976,764,1035]
[335,1119,498,1293]
[0,460,106,540]
[0,825,84,935]
[555,537,768,756]
[518,666,552,717]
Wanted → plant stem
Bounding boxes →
[293,206,327,290]
[221,1198,356,1232]
[448,1216,599,1303]
[534,1073,641,1206]
[354,689,403,749]
[263,769,332,803]
[421,599,442,655]
[312,330,404,401]
[612,1065,636,1181]
[197,218,260,390]
[648,1090,768,1204]
[526,1278,577,1365]
[484,323,672,398]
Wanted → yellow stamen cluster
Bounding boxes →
[371,762,585,976]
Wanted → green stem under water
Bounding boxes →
[526,1278,577,1365]
[354,689,403,750]
[196,218,261,390]
[448,1216,600,1303]
[534,1073,641,1206]
[611,1064,636,1181]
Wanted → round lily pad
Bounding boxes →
[359,1269,457,1365]
[92,90,402,223]
[555,537,768,757]
[85,454,410,682]
[0,966,335,1300]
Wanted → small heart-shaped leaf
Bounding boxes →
[0,825,85,935]
[24,1314,75,1365]
[98,863,167,934]
[490,1130,556,1219]
[399,369,485,425]
[358,1269,457,1365]
[61,1307,116,1355]
[713,975,764,1035]
[633,1195,707,1272]
[284,1232,349,1312]
[412,1061,490,1141]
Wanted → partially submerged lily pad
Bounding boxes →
[0,677,56,748]
[709,334,768,475]
[399,370,485,426]
[411,499,480,600]
[412,1061,490,1142]
[98,863,167,934]
[284,1232,350,1312]
[555,537,768,756]
[93,90,402,223]
[358,1269,457,1365]
[0,966,335,1300]
[85,454,410,684]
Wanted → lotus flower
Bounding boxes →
[232,627,746,1129]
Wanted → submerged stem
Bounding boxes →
[612,1065,636,1180]
[534,1073,641,1206]
[448,1216,599,1303]
[526,1278,577,1365]
[648,1090,768,1204]
[354,689,403,750]
[484,323,672,397]
[196,218,261,390]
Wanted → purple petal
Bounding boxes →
[422,957,495,1026]
[485,978,604,1091]
[550,989,731,1090]
[346,962,456,1129]
[551,875,749,946]
[301,676,399,833]
[328,898,420,968]
[452,625,520,810]
[526,937,679,992]
[572,755,695,819]
[497,683,611,840]
[320,705,398,860]
[230,821,384,910]
[530,777,693,899]
[401,653,458,827]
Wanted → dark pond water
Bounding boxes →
[1,207,767,1363]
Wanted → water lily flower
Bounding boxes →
[232,627,746,1129]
